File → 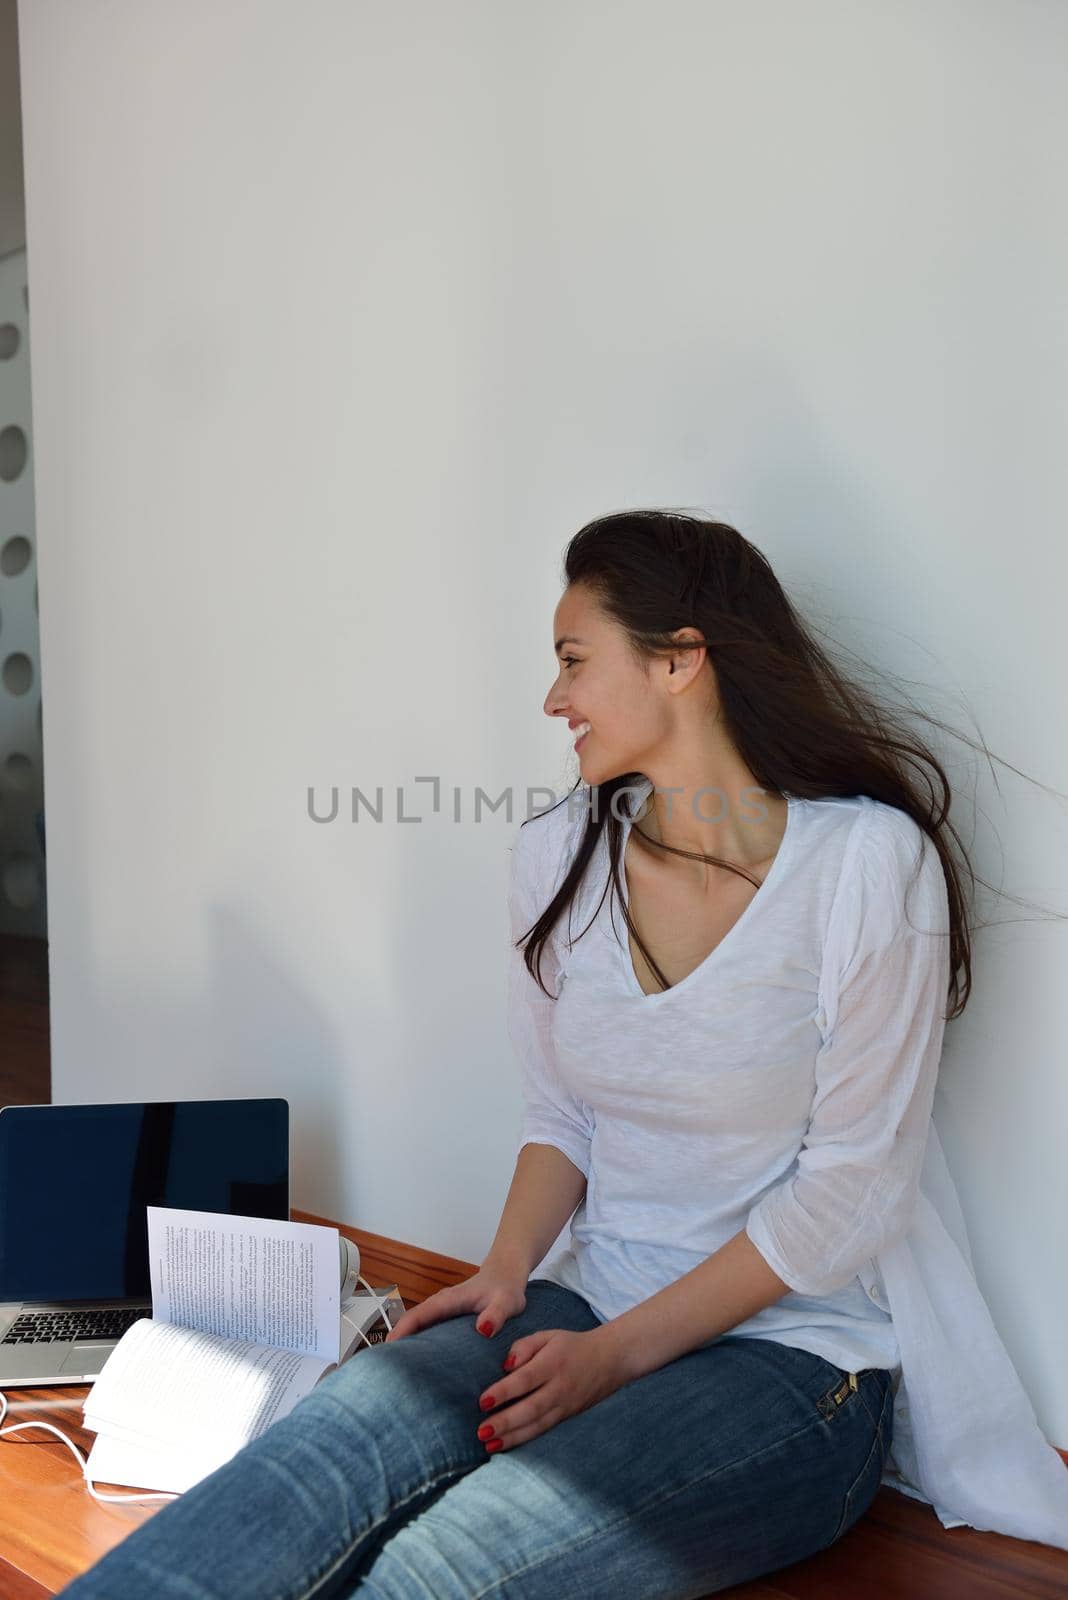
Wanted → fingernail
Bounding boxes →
[479,1394,496,1411]
[478,1321,494,1337]
[502,1355,516,1371]
[485,1439,503,1453]
[477,1423,495,1441]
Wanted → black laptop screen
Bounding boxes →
[0,1099,289,1304]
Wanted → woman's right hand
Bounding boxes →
[383,1263,528,1344]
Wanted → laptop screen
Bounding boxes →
[0,1099,289,1304]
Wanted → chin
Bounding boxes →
[579,757,628,789]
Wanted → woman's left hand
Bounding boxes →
[475,1327,628,1453]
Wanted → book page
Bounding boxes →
[83,1316,335,1452]
[146,1205,340,1362]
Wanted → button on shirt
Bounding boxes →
[506,780,1068,1551]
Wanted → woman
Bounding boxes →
[62,512,1068,1597]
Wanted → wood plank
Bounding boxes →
[0,1386,156,1595]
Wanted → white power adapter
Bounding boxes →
[340,1234,362,1300]
[338,1235,400,1360]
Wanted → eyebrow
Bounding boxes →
[554,635,588,654]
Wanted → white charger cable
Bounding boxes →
[0,1387,180,1505]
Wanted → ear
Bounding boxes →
[666,627,707,689]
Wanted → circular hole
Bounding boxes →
[0,324,18,360]
[1,536,32,577]
[2,854,41,910]
[4,753,33,791]
[0,426,28,483]
[3,653,34,695]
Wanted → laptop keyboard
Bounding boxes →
[2,1307,150,1343]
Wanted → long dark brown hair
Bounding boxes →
[517,509,1057,1022]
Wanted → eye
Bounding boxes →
[561,655,579,669]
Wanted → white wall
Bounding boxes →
[17,1,1068,1444]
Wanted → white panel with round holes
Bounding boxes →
[0,248,45,937]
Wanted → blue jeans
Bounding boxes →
[59,1279,893,1599]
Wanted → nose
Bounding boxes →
[544,686,570,719]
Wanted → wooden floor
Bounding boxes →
[2,932,1068,1598]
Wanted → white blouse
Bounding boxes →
[506,777,1068,1550]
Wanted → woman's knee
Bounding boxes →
[319,1313,491,1427]
[316,1280,598,1429]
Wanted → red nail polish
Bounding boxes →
[480,1395,496,1411]
[478,1321,494,1337]
[477,1423,495,1441]
[486,1439,503,1453]
[502,1355,516,1371]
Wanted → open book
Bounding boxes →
[81,1206,403,1496]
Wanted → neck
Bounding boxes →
[632,776,787,869]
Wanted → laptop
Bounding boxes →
[0,1097,289,1386]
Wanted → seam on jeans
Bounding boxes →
[468,1409,834,1600]
[854,1380,880,1435]
[873,1371,893,1462]
[290,1460,475,1600]
[829,1396,886,1546]
[856,1373,892,1456]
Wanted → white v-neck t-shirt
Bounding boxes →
[508,779,905,1375]
[505,778,1068,1549]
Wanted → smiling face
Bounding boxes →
[543,580,787,858]
[543,583,693,786]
